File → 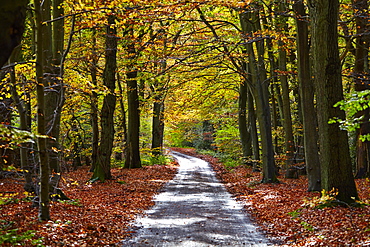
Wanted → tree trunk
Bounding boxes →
[238,78,253,160]
[352,0,370,178]
[309,0,358,202]
[124,28,142,169]
[45,0,65,196]
[125,66,142,168]
[93,15,117,181]
[9,48,35,193]
[34,0,50,221]
[151,97,165,156]
[293,0,321,191]
[117,73,128,160]
[240,9,278,183]
[248,87,260,163]
[0,1,28,68]
[277,2,295,173]
[90,29,99,172]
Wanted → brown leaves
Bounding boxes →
[0,164,177,246]
[172,148,370,246]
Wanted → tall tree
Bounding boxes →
[93,14,118,181]
[309,0,358,202]
[239,6,278,183]
[46,0,66,196]
[89,29,100,172]
[352,0,370,178]
[293,0,321,191]
[34,0,50,221]
[276,1,295,172]
[238,77,253,160]
[124,26,142,169]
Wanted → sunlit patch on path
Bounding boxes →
[121,151,271,246]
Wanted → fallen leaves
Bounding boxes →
[1,149,370,246]
[0,164,177,246]
[171,147,370,246]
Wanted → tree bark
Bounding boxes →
[89,29,99,172]
[45,0,65,195]
[0,1,28,68]
[93,15,117,181]
[248,87,260,163]
[9,47,35,193]
[352,0,370,178]
[125,66,142,168]
[240,9,278,183]
[151,96,165,156]
[309,0,358,202]
[34,0,50,221]
[293,0,321,191]
[277,2,295,173]
[238,78,253,160]
[124,28,142,169]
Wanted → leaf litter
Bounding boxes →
[171,147,370,247]
[1,148,369,246]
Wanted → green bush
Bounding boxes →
[0,229,44,246]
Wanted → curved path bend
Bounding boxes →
[121,151,271,247]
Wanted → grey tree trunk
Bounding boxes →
[240,9,278,183]
[117,73,128,160]
[35,0,50,221]
[89,29,99,172]
[309,0,358,203]
[293,0,321,191]
[238,78,253,160]
[277,2,295,172]
[248,87,260,162]
[125,67,142,168]
[152,97,165,156]
[93,15,117,181]
[46,0,65,195]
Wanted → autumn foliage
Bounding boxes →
[0,164,177,246]
[1,148,370,246]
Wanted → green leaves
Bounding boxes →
[329,90,370,140]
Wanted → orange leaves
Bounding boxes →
[176,147,370,246]
[0,164,177,246]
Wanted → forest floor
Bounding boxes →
[0,148,369,246]
[171,147,370,246]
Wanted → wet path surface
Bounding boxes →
[121,151,271,246]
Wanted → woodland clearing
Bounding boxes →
[0,148,369,246]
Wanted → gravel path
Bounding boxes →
[121,151,271,247]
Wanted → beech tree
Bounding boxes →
[124,26,142,169]
[34,0,50,221]
[92,14,117,181]
[293,0,321,191]
[309,0,358,203]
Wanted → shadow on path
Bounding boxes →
[121,151,271,246]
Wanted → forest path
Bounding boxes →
[121,151,271,247]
